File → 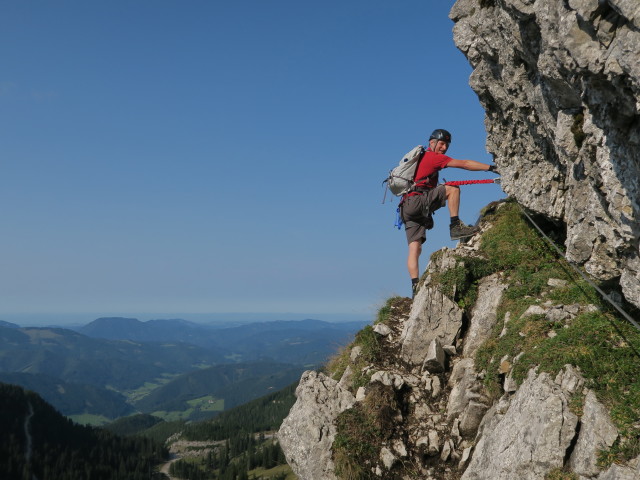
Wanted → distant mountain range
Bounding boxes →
[77,317,366,364]
[0,320,19,328]
[0,324,227,390]
[0,317,367,423]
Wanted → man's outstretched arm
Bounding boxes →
[446,159,495,171]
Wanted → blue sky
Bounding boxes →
[0,1,504,325]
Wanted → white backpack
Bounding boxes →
[382,145,425,200]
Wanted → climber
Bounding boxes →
[401,128,498,297]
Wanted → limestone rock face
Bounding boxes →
[400,285,463,367]
[278,370,355,480]
[461,368,580,480]
[462,274,507,357]
[569,390,619,477]
[446,358,488,423]
[451,0,640,308]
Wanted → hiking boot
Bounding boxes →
[450,221,480,240]
[412,282,419,299]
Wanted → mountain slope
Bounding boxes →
[279,201,640,480]
[0,325,226,391]
[135,362,306,420]
[0,371,133,418]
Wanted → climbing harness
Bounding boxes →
[391,177,500,229]
[518,204,640,332]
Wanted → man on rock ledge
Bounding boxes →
[401,128,497,297]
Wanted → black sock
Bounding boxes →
[450,216,460,226]
[411,278,419,285]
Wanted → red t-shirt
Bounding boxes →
[409,150,452,192]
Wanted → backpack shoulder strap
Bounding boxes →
[412,147,427,182]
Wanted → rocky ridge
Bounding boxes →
[278,202,640,479]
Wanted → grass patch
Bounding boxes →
[67,413,111,426]
[475,311,552,398]
[249,463,296,479]
[349,326,383,389]
[545,468,578,480]
[186,395,224,411]
[547,277,603,306]
[479,201,556,272]
[152,408,195,422]
[430,256,495,311]
[151,396,224,421]
[124,373,180,403]
[429,201,559,313]
[375,296,404,325]
[333,383,397,480]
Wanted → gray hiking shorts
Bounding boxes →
[401,185,447,245]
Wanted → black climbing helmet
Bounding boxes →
[429,129,452,144]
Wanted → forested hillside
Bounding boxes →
[0,371,133,419]
[139,382,299,480]
[134,362,304,421]
[103,413,165,437]
[182,382,297,441]
[0,383,168,480]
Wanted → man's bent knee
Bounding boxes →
[445,185,460,197]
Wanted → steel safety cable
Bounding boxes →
[517,204,640,331]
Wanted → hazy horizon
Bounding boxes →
[0,311,373,327]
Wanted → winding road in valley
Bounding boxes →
[24,402,34,461]
[159,453,182,480]
[157,438,224,479]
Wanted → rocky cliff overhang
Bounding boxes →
[450,0,640,309]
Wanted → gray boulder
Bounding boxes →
[278,370,355,480]
[461,368,579,480]
[569,390,619,477]
[462,273,508,357]
[400,285,463,367]
[422,338,446,373]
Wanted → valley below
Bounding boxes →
[0,316,367,425]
